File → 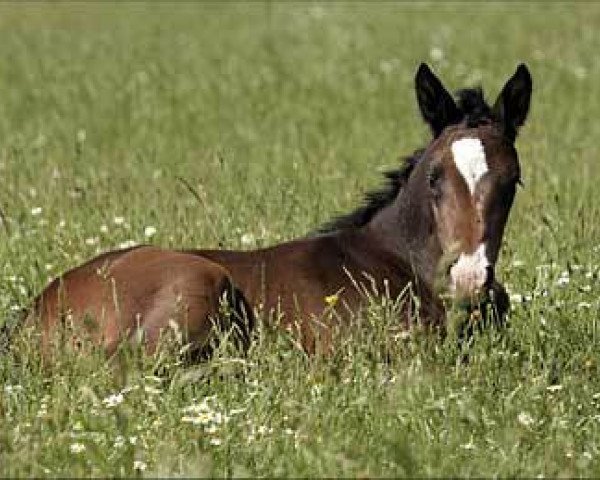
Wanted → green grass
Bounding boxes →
[2,2,600,477]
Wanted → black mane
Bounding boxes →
[318,87,492,234]
[317,151,421,234]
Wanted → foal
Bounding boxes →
[27,63,531,357]
[191,63,532,351]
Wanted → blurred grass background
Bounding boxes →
[1,3,600,477]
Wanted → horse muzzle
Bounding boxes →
[448,248,494,300]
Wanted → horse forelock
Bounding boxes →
[455,87,493,128]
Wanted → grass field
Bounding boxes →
[1,3,600,477]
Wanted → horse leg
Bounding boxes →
[133,264,255,360]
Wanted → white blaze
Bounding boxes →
[450,138,488,195]
[450,243,490,296]
[448,138,492,296]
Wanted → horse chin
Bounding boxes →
[454,280,510,345]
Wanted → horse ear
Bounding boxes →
[415,63,461,137]
[492,64,532,142]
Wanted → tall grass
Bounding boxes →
[1,3,600,476]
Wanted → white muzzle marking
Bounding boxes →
[449,243,490,297]
[451,138,488,195]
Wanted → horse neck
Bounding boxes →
[363,186,442,285]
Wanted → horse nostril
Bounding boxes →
[485,265,495,286]
[446,257,458,276]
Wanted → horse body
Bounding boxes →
[22,63,532,358]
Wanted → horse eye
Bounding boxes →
[427,166,444,193]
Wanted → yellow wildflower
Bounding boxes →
[324,294,339,307]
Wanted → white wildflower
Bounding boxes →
[72,421,84,431]
[152,418,163,428]
[546,385,563,392]
[429,46,444,62]
[311,384,322,398]
[100,224,108,234]
[229,408,246,416]
[556,271,570,287]
[578,302,592,309]
[133,460,147,472]
[510,293,524,303]
[119,240,138,249]
[69,442,86,454]
[144,226,157,238]
[518,411,534,428]
[209,437,222,446]
[182,415,207,425]
[4,384,23,394]
[459,440,476,450]
[144,385,162,395]
[512,259,525,268]
[204,424,218,435]
[102,393,124,408]
[212,412,228,425]
[183,403,211,416]
[85,237,99,246]
[31,207,42,216]
[241,232,255,246]
[113,216,125,226]
[257,425,273,435]
[114,435,125,449]
[183,396,216,413]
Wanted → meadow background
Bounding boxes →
[1,3,600,477]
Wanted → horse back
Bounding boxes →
[28,246,248,356]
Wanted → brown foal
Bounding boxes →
[24,63,532,357]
